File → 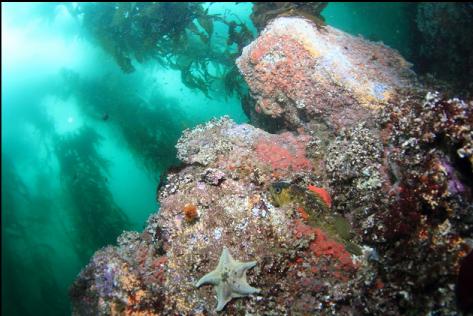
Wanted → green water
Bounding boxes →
[2,3,416,315]
[323,2,417,60]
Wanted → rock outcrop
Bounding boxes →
[71,17,473,315]
[237,16,416,132]
[71,117,375,315]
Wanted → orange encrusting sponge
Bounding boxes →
[307,185,332,208]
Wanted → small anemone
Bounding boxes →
[183,203,198,223]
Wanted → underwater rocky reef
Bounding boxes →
[70,16,473,315]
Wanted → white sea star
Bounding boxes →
[195,247,260,311]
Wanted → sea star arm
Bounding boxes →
[215,283,233,312]
[235,261,257,274]
[196,270,220,287]
[218,247,233,267]
[232,281,260,295]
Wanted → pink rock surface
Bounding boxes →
[237,17,416,131]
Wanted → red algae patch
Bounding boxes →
[310,228,354,270]
[307,185,332,208]
[294,220,355,271]
[255,132,312,171]
[296,207,310,221]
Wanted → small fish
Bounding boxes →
[269,181,329,210]
[268,181,293,207]
[269,180,361,255]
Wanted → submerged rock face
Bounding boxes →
[415,3,473,94]
[71,117,372,315]
[235,16,473,315]
[237,17,416,132]
[71,17,473,315]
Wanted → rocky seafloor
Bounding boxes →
[70,17,473,315]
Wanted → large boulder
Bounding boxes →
[237,16,416,131]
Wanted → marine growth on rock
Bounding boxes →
[70,14,473,316]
